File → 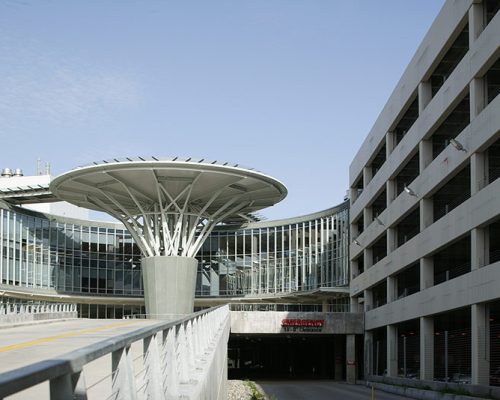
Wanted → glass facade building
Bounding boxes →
[0,200,349,315]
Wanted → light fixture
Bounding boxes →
[450,138,467,152]
[404,185,417,197]
[374,216,385,226]
[353,239,361,246]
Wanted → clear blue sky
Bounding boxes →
[0,0,444,220]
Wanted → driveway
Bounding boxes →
[258,381,414,400]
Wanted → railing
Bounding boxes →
[434,261,471,285]
[0,305,230,400]
[229,302,350,313]
[433,190,471,222]
[0,302,77,315]
[433,328,471,383]
[490,248,500,264]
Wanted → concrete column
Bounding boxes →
[322,299,329,312]
[387,276,397,303]
[386,179,396,204]
[334,336,344,380]
[363,166,373,188]
[142,256,198,316]
[350,296,359,313]
[420,198,433,231]
[351,260,359,280]
[470,78,486,120]
[363,207,373,230]
[386,131,396,156]
[419,139,433,173]
[471,303,489,385]
[350,221,359,238]
[387,325,398,377]
[364,248,373,270]
[420,257,434,290]
[420,316,434,380]
[364,289,373,312]
[350,187,360,205]
[365,331,373,377]
[418,81,432,113]
[471,227,487,270]
[469,1,485,45]
[471,152,487,195]
[346,334,357,384]
[210,266,220,296]
[387,227,397,254]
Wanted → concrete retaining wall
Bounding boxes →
[368,375,500,400]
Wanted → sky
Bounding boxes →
[0,0,445,221]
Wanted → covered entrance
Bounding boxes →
[228,334,346,380]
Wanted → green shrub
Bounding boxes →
[244,380,266,400]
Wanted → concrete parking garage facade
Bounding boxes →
[349,0,500,386]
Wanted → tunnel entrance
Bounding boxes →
[228,334,345,380]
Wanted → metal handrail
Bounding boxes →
[0,303,77,316]
[0,305,230,399]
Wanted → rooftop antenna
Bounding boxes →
[37,158,42,176]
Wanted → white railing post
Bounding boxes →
[176,324,189,384]
[198,315,206,353]
[185,320,195,373]
[143,333,165,399]
[112,346,138,400]
[192,317,201,362]
[163,327,179,399]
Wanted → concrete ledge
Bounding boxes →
[0,312,78,326]
[369,382,484,400]
[0,317,78,330]
[368,375,500,400]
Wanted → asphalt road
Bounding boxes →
[0,318,159,399]
[258,381,414,400]
[0,318,158,373]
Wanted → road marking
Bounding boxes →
[0,320,141,353]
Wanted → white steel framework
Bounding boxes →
[50,158,287,259]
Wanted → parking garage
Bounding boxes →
[229,309,364,382]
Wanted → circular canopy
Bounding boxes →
[50,157,287,221]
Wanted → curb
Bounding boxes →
[369,382,490,400]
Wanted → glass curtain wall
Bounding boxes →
[0,207,142,296]
[0,202,349,298]
[196,206,350,296]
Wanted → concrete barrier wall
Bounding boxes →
[368,375,500,400]
[0,312,77,325]
[230,311,364,334]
